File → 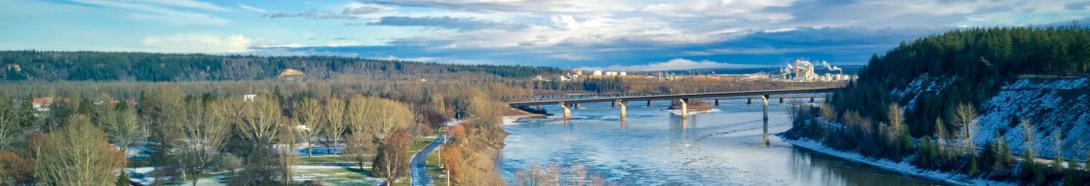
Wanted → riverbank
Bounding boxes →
[781,137,1015,186]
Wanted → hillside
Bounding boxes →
[788,27,1090,184]
[974,76,1090,160]
[0,51,561,81]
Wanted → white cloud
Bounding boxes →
[146,0,232,12]
[71,0,230,25]
[583,58,761,72]
[238,4,267,13]
[143,34,253,53]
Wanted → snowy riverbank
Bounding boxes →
[781,137,1015,186]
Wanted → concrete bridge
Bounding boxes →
[508,87,840,119]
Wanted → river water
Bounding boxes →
[499,99,943,185]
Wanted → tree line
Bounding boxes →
[0,51,562,81]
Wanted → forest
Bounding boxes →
[0,51,562,81]
[787,26,1090,185]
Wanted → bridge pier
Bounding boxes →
[779,97,784,104]
[761,95,769,146]
[714,98,720,106]
[747,98,751,105]
[560,102,571,119]
[617,100,627,120]
[810,96,815,103]
[679,99,688,119]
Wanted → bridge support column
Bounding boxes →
[747,98,752,105]
[560,102,571,120]
[679,99,688,119]
[617,100,627,120]
[779,97,784,104]
[714,99,720,106]
[647,100,652,107]
[762,95,770,146]
[810,96,815,103]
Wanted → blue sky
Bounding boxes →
[1,0,1089,70]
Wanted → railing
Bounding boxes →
[503,87,840,105]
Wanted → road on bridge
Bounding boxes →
[410,133,446,186]
[508,87,840,106]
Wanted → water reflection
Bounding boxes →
[789,148,942,186]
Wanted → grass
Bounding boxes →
[126,131,448,186]
[294,166,378,186]
[297,155,354,164]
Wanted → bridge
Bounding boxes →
[507,87,840,119]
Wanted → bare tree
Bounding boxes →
[294,98,322,157]
[373,128,411,185]
[234,95,284,147]
[229,95,292,184]
[176,100,232,186]
[951,103,977,153]
[322,97,347,154]
[33,115,126,185]
[346,95,414,142]
[344,132,374,170]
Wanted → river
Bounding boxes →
[499,99,943,185]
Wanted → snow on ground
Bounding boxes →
[503,116,527,125]
[892,75,954,112]
[297,144,344,156]
[975,77,1090,161]
[783,138,1015,186]
[128,165,381,186]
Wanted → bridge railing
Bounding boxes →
[499,90,835,103]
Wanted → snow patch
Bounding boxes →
[975,77,1090,161]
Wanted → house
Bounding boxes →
[32,97,52,112]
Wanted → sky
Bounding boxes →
[1,0,1089,70]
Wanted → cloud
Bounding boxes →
[143,34,253,53]
[370,16,526,31]
[1065,2,1090,10]
[583,58,761,72]
[266,3,390,19]
[66,0,229,25]
[238,4,267,13]
[359,0,630,14]
[145,0,232,12]
[343,5,384,15]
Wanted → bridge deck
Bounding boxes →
[508,87,839,106]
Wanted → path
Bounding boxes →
[410,134,446,186]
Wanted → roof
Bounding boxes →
[278,68,305,78]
